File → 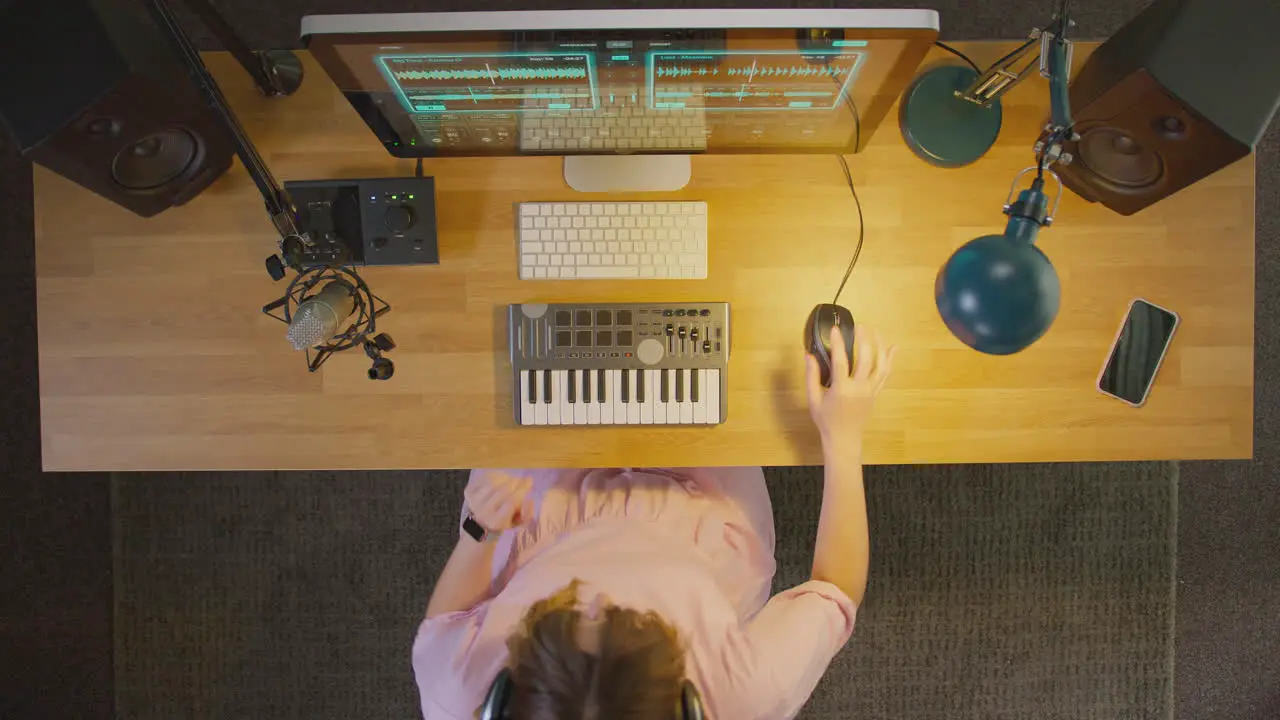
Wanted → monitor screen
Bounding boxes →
[303,10,938,158]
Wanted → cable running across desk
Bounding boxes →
[830,154,865,306]
[827,57,865,306]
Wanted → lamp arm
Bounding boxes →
[956,35,1042,107]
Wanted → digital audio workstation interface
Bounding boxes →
[317,30,907,157]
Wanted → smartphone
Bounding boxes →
[1097,299,1180,407]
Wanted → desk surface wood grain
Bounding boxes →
[34,44,1255,471]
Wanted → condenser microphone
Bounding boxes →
[286,280,355,350]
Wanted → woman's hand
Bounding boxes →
[463,471,534,533]
[805,325,895,451]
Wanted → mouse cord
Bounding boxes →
[829,60,865,307]
[830,154,866,306]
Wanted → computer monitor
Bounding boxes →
[301,9,938,191]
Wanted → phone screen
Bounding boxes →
[1098,300,1179,406]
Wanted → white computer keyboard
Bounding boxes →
[516,201,708,280]
[518,86,709,152]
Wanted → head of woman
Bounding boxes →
[504,580,688,720]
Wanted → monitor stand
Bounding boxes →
[564,155,691,192]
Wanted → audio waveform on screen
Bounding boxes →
[655,65,849,79]
[393,67,589,81]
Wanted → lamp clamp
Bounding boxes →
[1003,168,1064,227]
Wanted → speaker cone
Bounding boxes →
[111,128,198,190]
[1077,128,1164,188]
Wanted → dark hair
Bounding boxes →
[505,581,686,720]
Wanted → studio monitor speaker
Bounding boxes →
[0,0,235,217]
[1058,0,1280,216]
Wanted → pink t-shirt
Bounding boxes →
[412,467,857,720]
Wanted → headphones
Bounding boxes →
[480,669,705,720]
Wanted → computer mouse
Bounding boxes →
[805,303,856,387]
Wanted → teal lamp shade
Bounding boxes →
[899,65,1003,167]
[935,232,1061,355]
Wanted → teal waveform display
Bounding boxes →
[393,67,589,81]
[647,49,866,112]
[655,65,849,78]
[376,52,598,115]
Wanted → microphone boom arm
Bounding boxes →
[145,0,310,256]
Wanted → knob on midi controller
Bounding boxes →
[636,338,665,366]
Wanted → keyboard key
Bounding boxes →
[520,371,536,426]
[567,369,576,404]
[706,368,721,424]
[603,370,617,424]
[628,371,643,424]
[578,267,640,279]
[693,369,707,424]
[621,368,631,403]
[573,381,588,423]
[647,369,662,424]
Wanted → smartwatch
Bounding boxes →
[462,512,492,542]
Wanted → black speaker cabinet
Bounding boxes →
[1058,0,1280,216]
[0,0,235,217]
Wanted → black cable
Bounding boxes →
[933,41,981,73]
[824,54,864,305]
[831,154,866,306]
[415,158,424,178]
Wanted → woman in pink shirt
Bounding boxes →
[414,326,894,720]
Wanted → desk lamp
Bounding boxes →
[902,5,1076,354]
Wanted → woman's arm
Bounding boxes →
[805,325,894,605]
[425,470,532,619]
[426,537,498,618]
[812,445,869,605]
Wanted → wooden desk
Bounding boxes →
[34,43,1254,471]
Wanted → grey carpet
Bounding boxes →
[114,462,1175,720]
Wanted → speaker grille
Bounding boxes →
[110,128,198,190]
[1077,128,1164,189]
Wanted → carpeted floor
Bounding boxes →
[3,2,1280,720]
[112,463,1176,720]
